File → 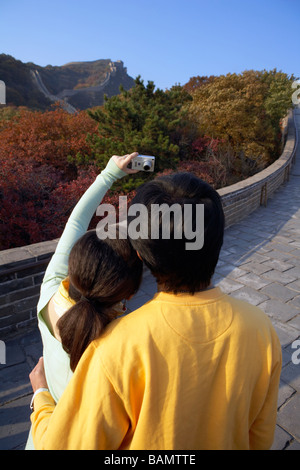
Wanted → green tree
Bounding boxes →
[262,69,295,132]
[84,77,192,190]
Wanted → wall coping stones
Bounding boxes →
[218,109,297,201]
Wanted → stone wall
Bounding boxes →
[0,109,297,337]
[0,240,58,337]
[218,109,297,227]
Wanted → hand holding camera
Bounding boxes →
[128,155,155,172]
[112,153,155,174]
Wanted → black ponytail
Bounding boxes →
[57,297,115,371]
[57,230,143,371]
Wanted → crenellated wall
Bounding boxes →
[0,109,297,337]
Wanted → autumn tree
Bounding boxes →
[0,107,100,249]
[0,156,63,248]
[183,75,216,94]
[188,69,294,173]
[0,107,99,178]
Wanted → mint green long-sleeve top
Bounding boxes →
[26,159,126,449]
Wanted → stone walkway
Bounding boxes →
[1,109,300,450]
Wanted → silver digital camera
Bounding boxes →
[129,155,155,172]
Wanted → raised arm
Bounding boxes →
[37,153,139,313]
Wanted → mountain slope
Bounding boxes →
[0,54,135,111]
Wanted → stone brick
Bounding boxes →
[0,295,39,318]
[287,314,300,331]
[286,278,300,292]
[0,310,34,330]
[237,272,271,290]
[272,320,300,348]
[15,261,49,279]
[0,395,31,450]
[290,296,300,310]
[277,393,300,441]
[286,439,300,450]
[239,261,272,275]
[259,299,299,322]
[2,285,40,305]
[0,276,34,296]
[215,277,244,294]
[230,286,269,306]
[262,269,298,285]
[278,381,296,408]
[0,362,32,404]
[262,259,295,272]
[271,425,292,450]
[261,283,297,302]
[281,362,300,392]
[215,263,243,277]
[266,250,294,262]
[0,248,33,270]
[270,242,295,253]
[226,266,250,279]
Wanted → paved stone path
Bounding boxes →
[1,108,300,450]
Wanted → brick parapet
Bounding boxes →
[218,109,297,227]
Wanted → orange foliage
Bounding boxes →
[0,107,99,174]
[0,108,100,249]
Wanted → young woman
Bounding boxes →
[26,152,143,449]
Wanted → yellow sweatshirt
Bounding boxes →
[31,286,282,450]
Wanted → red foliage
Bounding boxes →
[0,108,103,249]
[0,108,98,176]
[49,168,137,231]
[156,159,226,188]
[191,135,225,157]
[0,154,136,249]
[0,107,225,250]
[0,157,64,248]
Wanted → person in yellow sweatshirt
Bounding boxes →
[29,166,282,450]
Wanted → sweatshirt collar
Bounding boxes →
[152,286,224,304]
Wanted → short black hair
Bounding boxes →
[128,172,224,294]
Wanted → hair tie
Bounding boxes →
[80,295,106,310]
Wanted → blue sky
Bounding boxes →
[0,0,299,90]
